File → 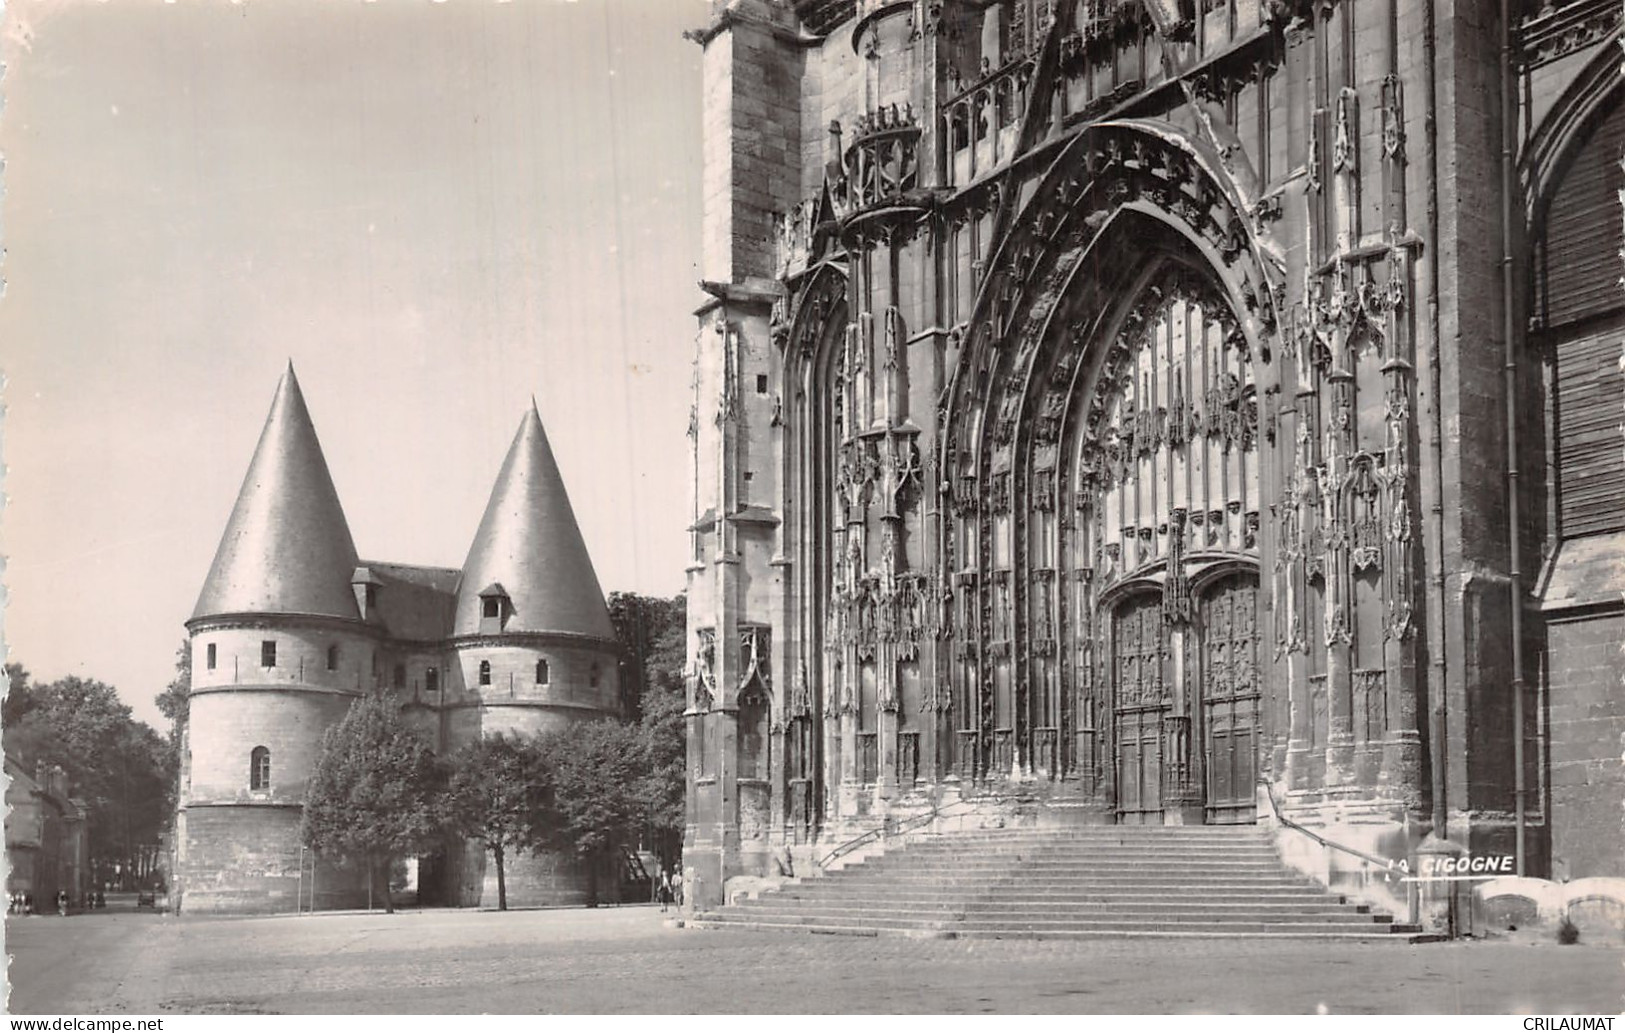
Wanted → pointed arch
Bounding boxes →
[935,119,1276,801]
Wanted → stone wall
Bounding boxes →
[1547,611,1625,879]
[178,805,366,914]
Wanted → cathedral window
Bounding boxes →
[250,746,270,791]
[261,641,276,669]
[479,660,492,686]
[535,659,549,685]
[326,644,339,671]
[206,643,216,671]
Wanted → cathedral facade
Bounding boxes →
[176,367,621,913]
[684,0,1625,907]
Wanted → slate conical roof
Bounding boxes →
[455,403,615,641]
[191,365,362,622]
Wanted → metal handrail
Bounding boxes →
[1258,778,1406,879]
[816,800,980,870]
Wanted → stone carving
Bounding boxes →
[739,625,770,695]
[694,627,718,713]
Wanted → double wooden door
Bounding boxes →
[1111,575,1260,824]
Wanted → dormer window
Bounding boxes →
[478,584,511,633]
[351,567,382,621]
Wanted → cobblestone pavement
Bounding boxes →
[6,907,1622,1014]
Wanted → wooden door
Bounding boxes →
[1201,575,1260,824]
[1114,597,1167,824]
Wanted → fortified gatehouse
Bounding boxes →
[177,366,621,913]
[683,0,1625,911]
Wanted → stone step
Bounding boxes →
[730,905,1387,925]
[765,890,1348,905]
[846,862,1293,874]
[814,875,1318,887]
[711,823,1413,943]
[735,898,1375,915]
[897,845,1283,856]
[900,836,1273,849]
[728,910,1392,930]
[694,916,1415,939]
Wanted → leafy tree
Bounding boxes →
[607,592,686,862]
[301,692,445,913]
[155,640,191,745]
[442,734,545,911]
[1,669,176,887]
[608,592,685,724]
[534,720,648,904]
[3,662,34,728]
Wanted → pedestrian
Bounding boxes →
[95,889,105,909]
[671,869,683,908]
[658,869,672,912]
[23,892,34,916]
[56,889,67,916]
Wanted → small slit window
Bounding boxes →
[206,643,217,671]
[479,660,492,686]
[261,641,277,669]
[426,667,439,693]
[250,746,270,791]
[326,644,339,671]
[589,664,600,689]
[756,374,769,394]
[535,659,549,685]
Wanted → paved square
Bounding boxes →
[6,906,1622,1014]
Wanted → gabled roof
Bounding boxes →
[191,364,361,622]
[358,561,461,642]
[454,403,615,641]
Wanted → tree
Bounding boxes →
[607,592,685,724]
[1,669,176,887]
[301,692,444,913]
[534,720,647,904]
[442,734,545,911]
[607,592,687,861]
[155,640,191,745]
[3,662,34,728]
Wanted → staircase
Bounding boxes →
[695,825,1432,941]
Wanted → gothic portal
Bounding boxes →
[684,0,1625,910]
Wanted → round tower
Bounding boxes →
[178,365,374,913]
[447,402,622,906]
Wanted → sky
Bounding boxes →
[0,0,712,727]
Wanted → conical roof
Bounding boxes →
[191,365,361,622]
[455,403,615,641]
